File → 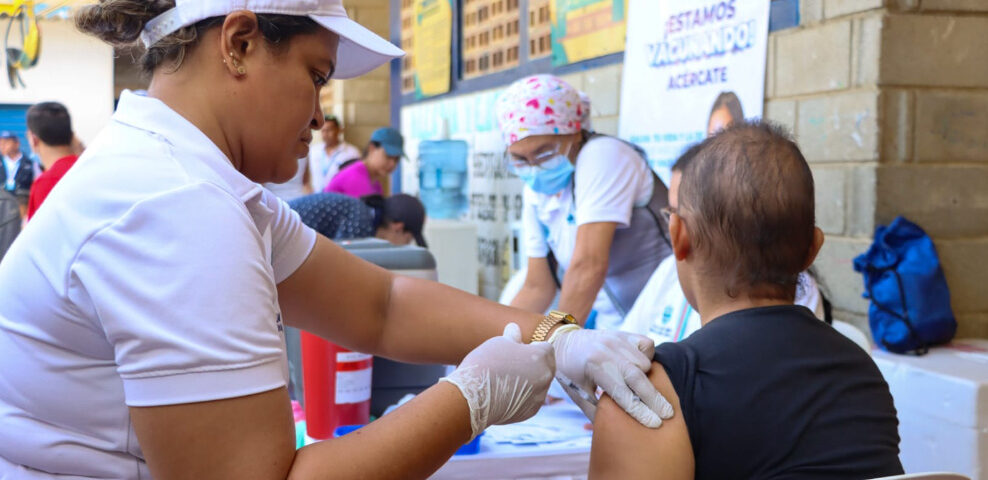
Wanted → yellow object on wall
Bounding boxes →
[411,0,452,99]
[550,0,628,66]
[2,0,40,88]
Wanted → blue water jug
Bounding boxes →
[418,140,468,219]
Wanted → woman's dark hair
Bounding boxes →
[75,0,321,75]
[362,141,382,159]
[361,194,390,229]
[708,91,745,125]
[361,194,427,247]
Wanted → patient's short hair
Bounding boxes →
[678,121,815,300]
[672,142,704,173]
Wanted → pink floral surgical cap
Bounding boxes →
[496,74,585,146]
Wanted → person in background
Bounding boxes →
[309,114,360,191]
[264,155,312,202]
[0,131,40,217]
[590,121,902,480]
[706,91,744,137]
[290,192,427,247]
[325,126,402,198]
[621,142,825,345]
[0,189,19,262]
[498,75,672,331]
[25,102,80,220]
[71,135,86,156]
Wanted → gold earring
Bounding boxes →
[229,52,246,75]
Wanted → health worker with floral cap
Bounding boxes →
[498,74,674,332]
[0,2,672,479]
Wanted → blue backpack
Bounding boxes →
[853,217,956,354]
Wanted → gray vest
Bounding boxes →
[550,135,672,317]
[600,170,672,316]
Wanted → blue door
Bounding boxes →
[0,104,34,158]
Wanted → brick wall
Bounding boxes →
[764,0,988,337]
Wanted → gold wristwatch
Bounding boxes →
[531,310,578,343]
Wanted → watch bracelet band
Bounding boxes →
[531,310,577,343]
[547,324,581,344]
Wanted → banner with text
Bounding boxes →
[618,0,769,182]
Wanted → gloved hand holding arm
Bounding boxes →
[441,323,556,439]
[551,328,674,428]
[286,323,554,479]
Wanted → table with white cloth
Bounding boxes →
[431,401,593,480]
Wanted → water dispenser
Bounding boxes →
[418,140,468,219]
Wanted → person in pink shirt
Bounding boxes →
[325,127,402,197]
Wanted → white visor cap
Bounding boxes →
[140,0,404,79]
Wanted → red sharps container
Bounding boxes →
[300,332,372,439]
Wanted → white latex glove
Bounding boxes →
[440,323,555,439]
[552,328,674,428]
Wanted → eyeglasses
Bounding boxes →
[506,141,573,172]
[660,206,678,224]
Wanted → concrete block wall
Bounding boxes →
[558,63,623,136]
[878,1,988,338]
[766,1,988,338]
[321,0,393,151]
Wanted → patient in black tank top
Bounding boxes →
[588,123,903,480]
[654,305,902,479]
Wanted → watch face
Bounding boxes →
[550,310,577,324]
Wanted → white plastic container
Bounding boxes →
[872,339,988,480]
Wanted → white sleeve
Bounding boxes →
[573,139,650,228]
[266,191,317,284]
[795,271,825,320]
[522,188,549,259]
[69,184,287,407]
[308,150,325,192]
[343,144,362,162]
[621,256,679,336]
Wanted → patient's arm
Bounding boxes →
[589,362,694,479]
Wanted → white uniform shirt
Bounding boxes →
[521,136,653,330]
[264,157,310,202]
[0,91,316,479]
[1,153,40,191]
[621,256,826,345]
[309,141,361,192]
[2,155,18,190]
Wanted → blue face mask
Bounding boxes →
[515,155,574,195]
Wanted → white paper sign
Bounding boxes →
[401,90,525,300]
[619,0,770,183]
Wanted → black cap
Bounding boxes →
[385,194,427,248]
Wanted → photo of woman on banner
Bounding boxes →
[497,74,672,332]
[706,90,745,137]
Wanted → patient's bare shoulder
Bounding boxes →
[589,362,694,480]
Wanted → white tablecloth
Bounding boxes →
[431,402,592,480]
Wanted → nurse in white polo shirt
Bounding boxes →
[498,75,673,331]
[0,1,673,478]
